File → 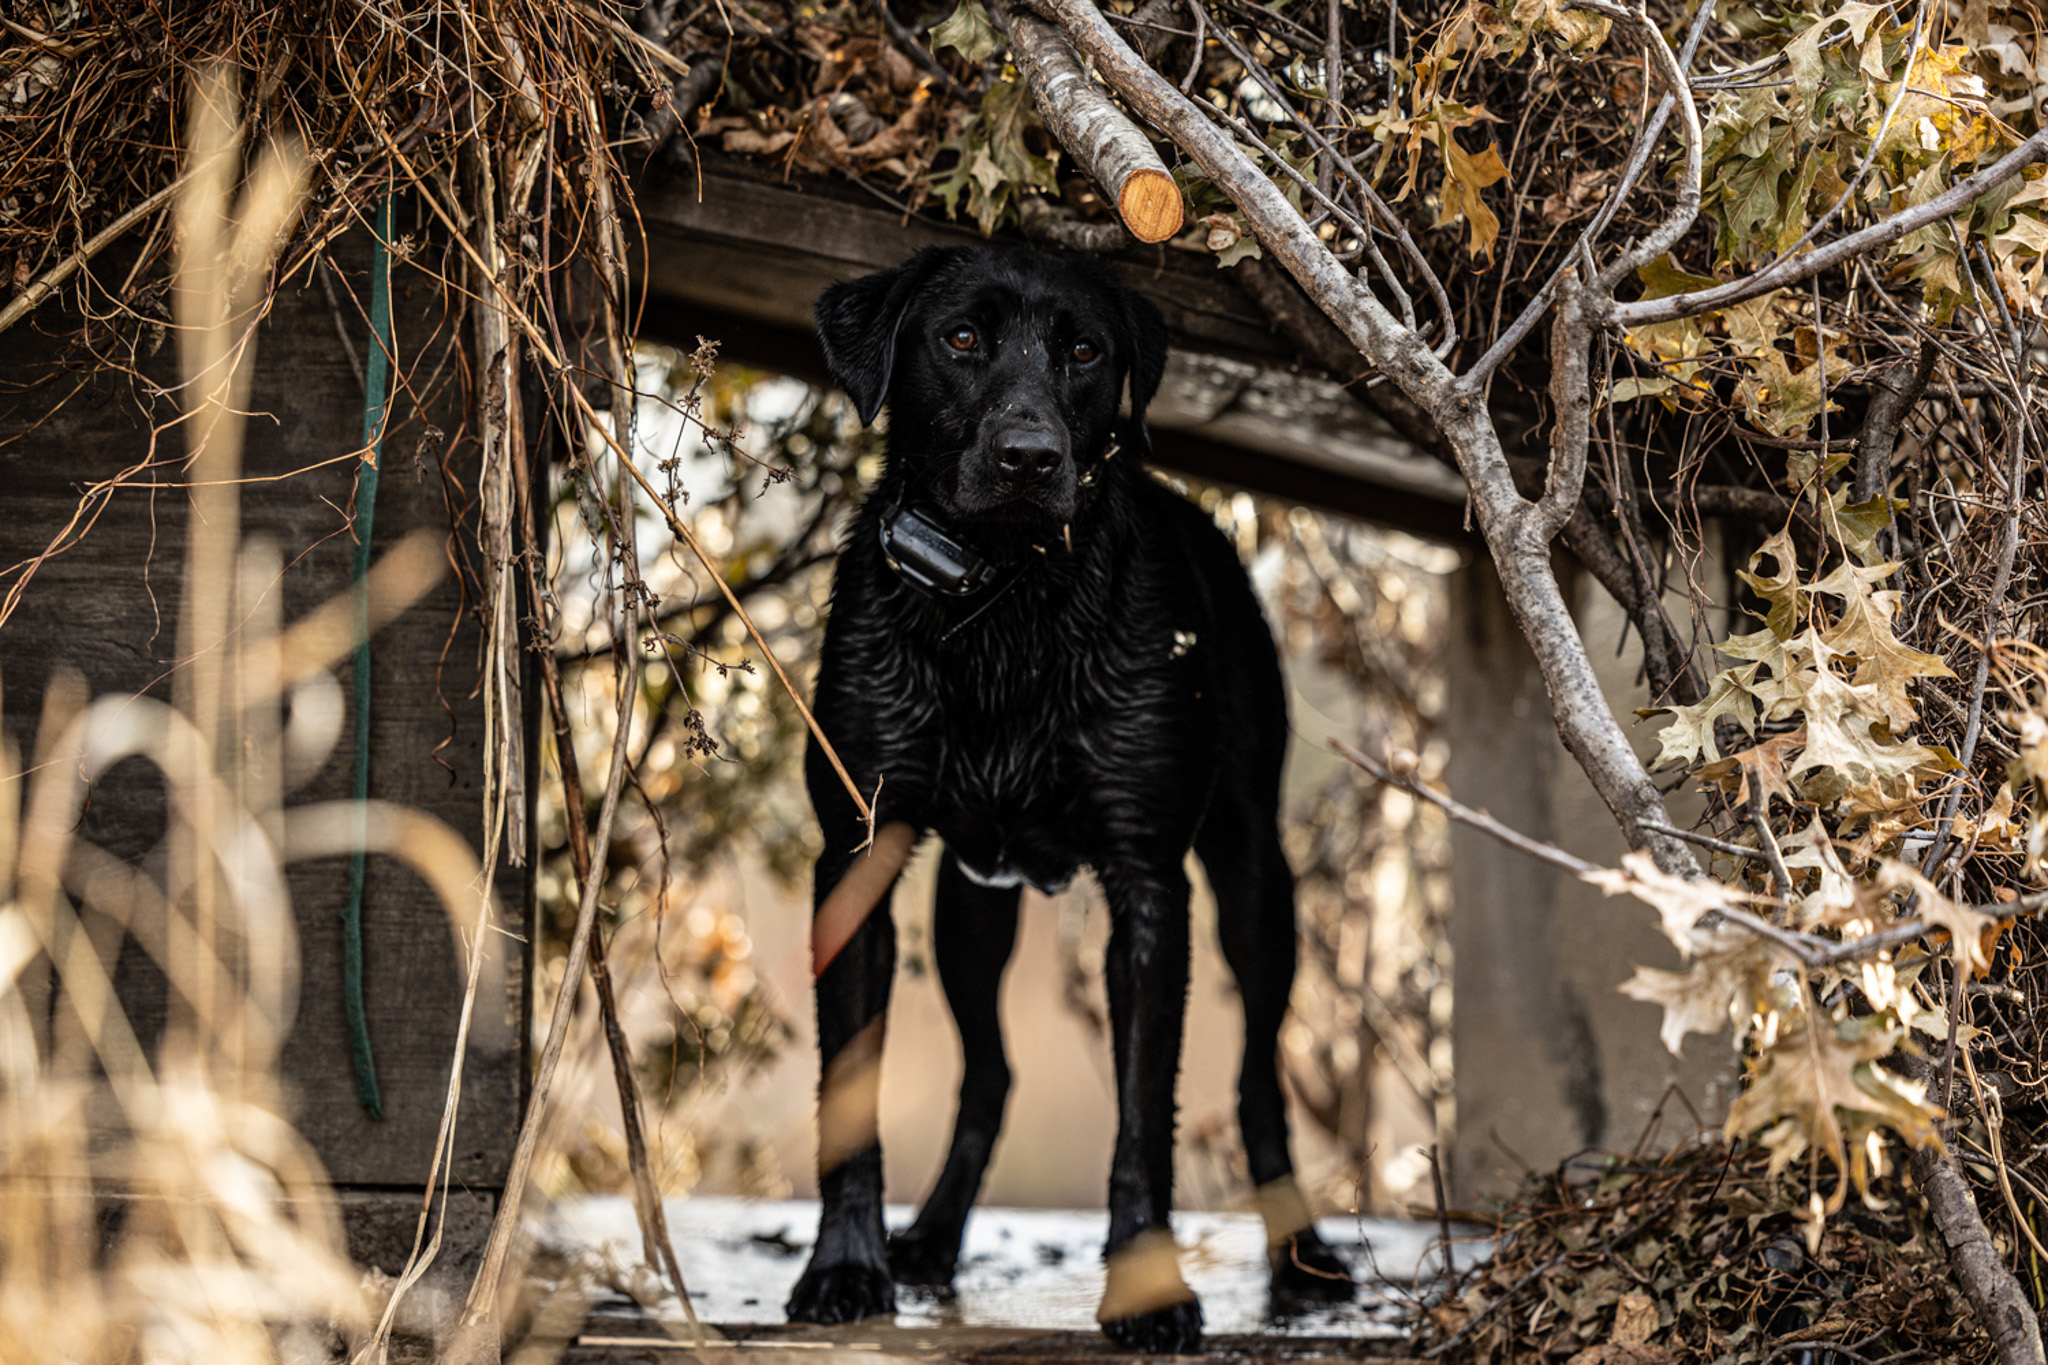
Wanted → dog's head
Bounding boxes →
[815,246,1169,524]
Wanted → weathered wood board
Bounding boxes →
[634,157,1287,366]
[630,158,1470,537]
[0,231,530,1193]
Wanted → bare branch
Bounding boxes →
[1332,739,1601,876]
[1851,340,1938,504]
[1003,2,1184,241]
[1899,1053,2048,1365]
[1032,0,1435,386]
[1534,275,1594,541]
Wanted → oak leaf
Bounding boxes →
[1583,852,1749,954]
[1779,816,1860,930]
[929,0,1000,63]
[1622,926,1790,1055]
[1697,731,1801,811]
[1736,531,1801,640]
[1725,1013,1940,1209]
[1647,663,1760,768]
[1803,560,1954,730]
[1870,860,1995,976]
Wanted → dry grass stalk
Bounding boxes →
[0,66,507,1365]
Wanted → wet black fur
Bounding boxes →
[788,246,1350,1351]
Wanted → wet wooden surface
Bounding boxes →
[546,1197,1482,1362]
[561,1318,1421,1365]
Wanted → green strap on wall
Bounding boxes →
[344,191,394,1120]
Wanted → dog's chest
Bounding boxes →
[917,626,1198,887]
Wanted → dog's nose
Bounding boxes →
[993,431,1062,483]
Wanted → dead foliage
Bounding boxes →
[1421,1138,1990,1364]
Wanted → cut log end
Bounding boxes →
[1117,169,1183,243]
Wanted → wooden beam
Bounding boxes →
[634,158,1284,361]
[630,159,1465,537]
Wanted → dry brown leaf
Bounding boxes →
[1869,860,1995,976]
[1780,816,1860,930]
[1612,1290,1659,1348]
[1621,929,1790,1055]
[1583,852,1746,954]
[1724,1014,1940,1208]
[1804,560,1954,730]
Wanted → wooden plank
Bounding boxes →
[563,1320,1421,1365]
[630,160,1466,536]
[634,158,1287,364]
[0,237,530,1188]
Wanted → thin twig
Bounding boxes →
[1331,739,1600,875]
[0,175,185,339]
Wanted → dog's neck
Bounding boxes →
[876,438,1123,593]
[874,439,1127,644]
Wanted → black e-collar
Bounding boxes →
[878,440,1120,634]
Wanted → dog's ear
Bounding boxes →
[815,249,947,426]
[1120,289,1171,452]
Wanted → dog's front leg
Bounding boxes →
[1095,859,1203,1353]
[787,828,915,1325]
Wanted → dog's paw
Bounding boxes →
[886,1228,959,1286]
[785,1258,896,1325]
[1269,1230,1354,1303]
[1100,1298,1204,1354]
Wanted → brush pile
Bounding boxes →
[1421,1139,1982,1363]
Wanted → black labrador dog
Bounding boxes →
[788,245,1350,1352]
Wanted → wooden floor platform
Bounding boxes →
[545,1198,1485,1362]
[561,1316,1418,1364]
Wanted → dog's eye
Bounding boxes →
[1071,340,1100,364]
[945,326,978,352]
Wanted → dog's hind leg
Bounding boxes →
[1198,805,1356,1304]
[887,849,1022,1287]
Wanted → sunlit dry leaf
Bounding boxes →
[1725,1014,1940,1210]
[1583,852,1746,954]
[1804,561,1955,730]
[1622,926,1789,1055]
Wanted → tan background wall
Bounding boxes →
[1444,555,1738,1206]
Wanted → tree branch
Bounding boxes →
[1851,340,1938,504]
[1003,2,1184,241]
[1900,1055,2048,1365]
[1232,257,1448,454]
[1534,276,1594,542]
